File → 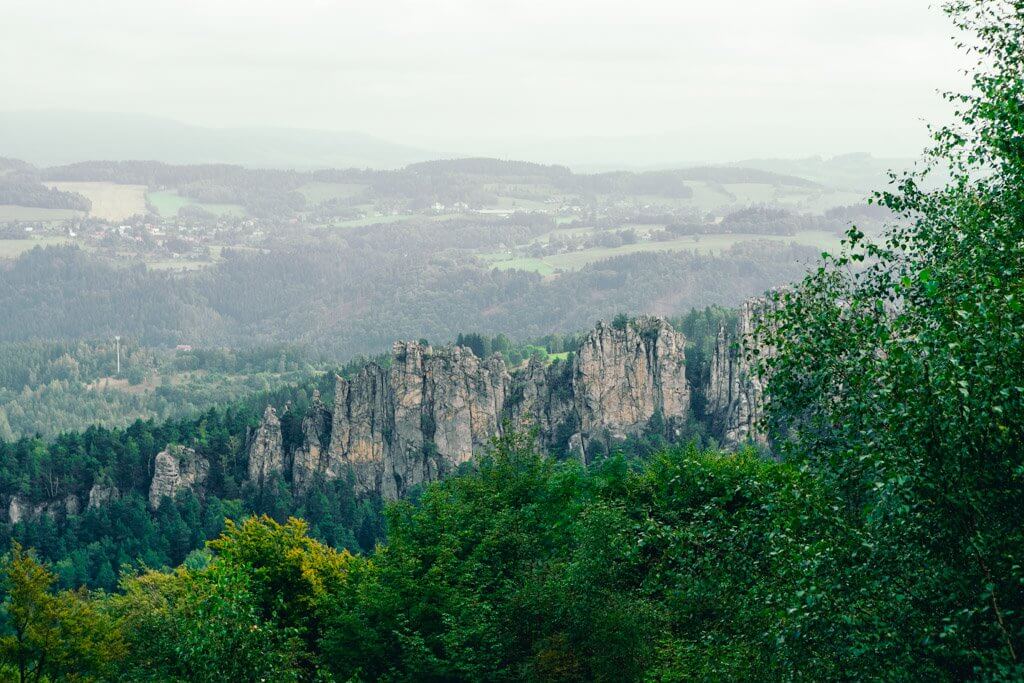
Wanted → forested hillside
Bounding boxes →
[0,241,805,354]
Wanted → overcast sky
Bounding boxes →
[1,0,968,160]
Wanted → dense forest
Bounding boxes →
[0,340,333,439]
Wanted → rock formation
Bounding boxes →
[291,390,332,494]
[247,405,286,488]
[328,342,511,499]
[324,316,690,499]
[505,355,577,454]
[87,480,119,509]
[148,445,209,509]
[705,297,776,447]
[3,310,779,520]
[7,494,80,524]
[570,317,690,461]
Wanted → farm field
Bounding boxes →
[0,205,83,222]
[485,255,555,275]
[0,235,76,258]
[328,212,421,228]
[46,181,147,221]
[611,181,864,214]
[485,230,845,273]
[146,190,245,218]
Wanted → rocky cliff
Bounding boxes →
[570,318,690,460]
[247,405,286,488]
[319,316,690,499]
[148,445,209,509]
[7,494,80,524]
[292,390,332,494]
[705,297,776,447]
[327,341,510,499]
[4,309,777,521]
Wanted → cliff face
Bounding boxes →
[7,494,79,524]
[148,445,209,509]
[705,297,775,447]
[291,390,332,494]
[322,316,690,499]
[247,405,286,487]
[570,317,689,461]
[87,480,119,509]
[505,355,576,455]
[327,342,510,499]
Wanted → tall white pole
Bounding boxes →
[115,336,121,375]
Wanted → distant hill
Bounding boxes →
[730,153,917,192]
[0,110,438,169]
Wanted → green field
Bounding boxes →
[485,230,845,273]
[0,236,76,258]
[328,212,422,228]
[0,205,83,223]
[616,181,860,214]
[492,196,553,211]
[146,191,245,218]
[486,256,555,275]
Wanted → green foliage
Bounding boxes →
[0,338,329,440]
[317,433,843,681]
[113,560,305,682]
[0,543,124,682]
[0,377,379,591]
[759,1,1024,676]
[111,516,356,682]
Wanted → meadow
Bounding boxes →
[0,235,76,258]
[146,190,246,218]
[484,229,845,274]
[0,205,82,222]
[46,181,148,221]
[296,181,368,203]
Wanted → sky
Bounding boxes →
[1,0,969,161]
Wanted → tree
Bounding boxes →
[760,1,1024,676]
[0,543,124,682]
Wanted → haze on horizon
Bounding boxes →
[1,0,968,165]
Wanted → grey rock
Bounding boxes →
[325,316,690,499]
[247,405,286,488]
[149,445,209,509]
[705,296,777,447]
[291,390,332,494]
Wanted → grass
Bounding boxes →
[485,230,845,273]
[143,258,218,271]
[46,181,147,222]
[328,212,420,228]
[0,235,76,258]
[492,196,553,211]
[0,205,83,222]
[146,190,245,218]
[482,254,555,275]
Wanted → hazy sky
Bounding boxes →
[1,0,968,160]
